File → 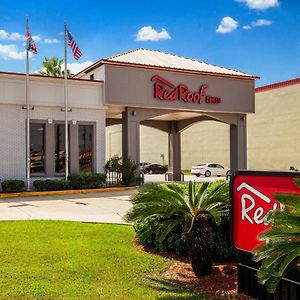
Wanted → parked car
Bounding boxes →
[143,164,168,174]
[140,162,151,171]
[191,163,230,177]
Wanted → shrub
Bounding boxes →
[1,180,25,193]
[33,179,69,191]
[68,173,106,189]
[212,216,237,261]
[121,157,139,186]
[134,216,187,254]
[127,181,230,275]
[131,181,235,260]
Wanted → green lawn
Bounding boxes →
[0,221,206,300]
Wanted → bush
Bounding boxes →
[212,216,237,261]
[106,156,139,186]
[33,179,69,191]
[121,157,139,186]
[134,216,187,254]
[1,180,25,193]
[133,215,236,260]
[68,173,106,189]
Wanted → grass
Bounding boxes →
[0,221,207,300]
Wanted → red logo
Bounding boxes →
[233,175,300,252]
[151,75,221,104]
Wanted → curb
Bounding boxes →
[0,186,138,199]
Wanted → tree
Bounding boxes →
[38,57,72,77]
[125,180,230,275]
[253,179,300,293]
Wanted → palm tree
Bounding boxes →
[253,179,300,293]
[38,57,72,77]
[125,180,230,275]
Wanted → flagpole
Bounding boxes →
[25,16,31,191]
[64,20,69,179]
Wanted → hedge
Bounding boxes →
[68,173,106,189]
[33,179,69,191]
[1,180,25,193]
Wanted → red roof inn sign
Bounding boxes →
[232,171,300,252]
[151,75,222,104]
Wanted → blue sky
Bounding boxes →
[0,0,299,86]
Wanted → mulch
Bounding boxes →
[138,244,253,300]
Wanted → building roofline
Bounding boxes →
[0,71,104,83]
[101,60,259,80]
[255,77,300,93]
[74,48,259,80]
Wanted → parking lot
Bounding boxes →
[144,174,226,183]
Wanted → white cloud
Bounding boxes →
[236,0,279,10]
[0,29,8,40]
[32,35,42,42]
[135,26,171,41]
[64,61,94,74]
[251,19,272,26]
[0,43,28,60]
[9,32,25,41]
[216,17,238,34]
[243,25,252,30]
[44,38,60,44]
[243,19,273,30]
[0,29,42,42]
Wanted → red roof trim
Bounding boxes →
[0,71,104,83]
[255,78,300,93]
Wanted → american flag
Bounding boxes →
[67,30,82,60]
[26,29,37,54]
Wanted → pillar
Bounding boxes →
[230,114,247,173]
[70,123,79,174]
[122,107,140,166]
[168,121,181,181]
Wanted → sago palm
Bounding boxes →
[125,180,230,275]
[253,179,300,293]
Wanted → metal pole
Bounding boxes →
[26,16,30,191]
[64,21,69,179]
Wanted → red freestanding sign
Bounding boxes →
[232,171,300,252]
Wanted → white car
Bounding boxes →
[191,163,230,177]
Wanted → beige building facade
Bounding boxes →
[106,78,300,171]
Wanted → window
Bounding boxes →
[30,124,45,174]
[55,124,69,173]
[79,125,93,172]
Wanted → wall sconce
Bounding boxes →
[132,111,137,116]
[72,120,77,125]
[47,119,53,124]
[241,116,246,121]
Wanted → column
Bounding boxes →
[122,107,140,166]
[168,121,181,181]
[230,114,247,173]
[69,123,79,174]
[45,123,55,177]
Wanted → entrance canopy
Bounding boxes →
[76,49,259,180]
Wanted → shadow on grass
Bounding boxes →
[145,277,210,300]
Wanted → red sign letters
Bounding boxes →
[233,173,300,252]
[151,75,221,104]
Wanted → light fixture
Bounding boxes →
[72,120,77,125]
[47,119,53,124]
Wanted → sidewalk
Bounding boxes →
[0,189,136,224]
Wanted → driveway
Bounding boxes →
[0,189,136,224]
[0,176,224,224]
